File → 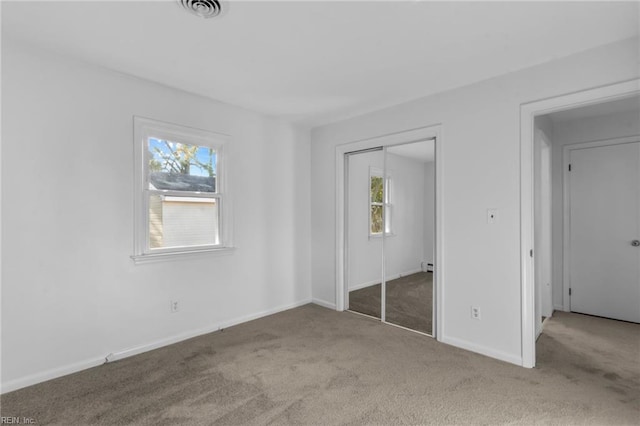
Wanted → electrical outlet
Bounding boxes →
[471,306,481,320]
[170,300,179,313]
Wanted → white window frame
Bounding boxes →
[131,116,234,264]
[369,167,392,238]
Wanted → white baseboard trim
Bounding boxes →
[349,279,380,291]
[1,298,312,394]
[1,357,105,395]
[348,268,425,292]
[440,335,523,367]
[312,298,337,310]
[391,268,423,279]
[107,323,224,364]
[112,298,313,362]
[217,299,312,330]
[553,304,566,312]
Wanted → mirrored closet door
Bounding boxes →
[346,148,383,319]
[345,139,435,336]
[384,141,435,335]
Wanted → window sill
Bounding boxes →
[131,247,236,265]
[368,233,395,240]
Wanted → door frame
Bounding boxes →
[534,127,553,338]
[563,136,640,313]
[335,124,443,338]
[520,78,640,368]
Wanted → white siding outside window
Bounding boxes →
[161,197,219,248]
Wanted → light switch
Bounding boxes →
[487,209,498,224]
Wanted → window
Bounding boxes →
[132,117,233,263]
[369,168,391,237]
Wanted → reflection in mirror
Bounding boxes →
[383,140,435,334]
[346,149,383,319]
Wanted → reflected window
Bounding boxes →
[369,168,392,236]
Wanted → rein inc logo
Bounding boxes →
[0,418,35,424]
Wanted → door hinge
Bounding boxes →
[569,288,572,296]
[530,249,533,258]
[568,164,572,172]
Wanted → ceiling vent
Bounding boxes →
[179,0,223,19]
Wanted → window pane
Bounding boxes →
[370,176,384,203]
[148,138,216,193]
[149,194,220,249]
[371,205,383,234]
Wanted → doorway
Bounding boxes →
[522,82,640,367]
[345,139,436,336]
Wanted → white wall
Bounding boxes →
[310,37,639,365]
[347,152,429,290]
[549,109,640,309]
[1,38,311,391]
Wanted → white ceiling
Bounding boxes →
[2,1,638,126]
[548,95,640,123]
[387,139,434,163]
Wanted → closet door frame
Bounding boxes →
[335,124,443,339]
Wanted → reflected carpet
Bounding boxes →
[348,272,432,334]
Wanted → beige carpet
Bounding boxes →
[1,305,638,425]
[348,272,432,334]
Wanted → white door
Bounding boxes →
[569,141,640,323]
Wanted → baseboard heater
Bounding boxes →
[421,262,434,273]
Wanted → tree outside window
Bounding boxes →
[370,170,391,236]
